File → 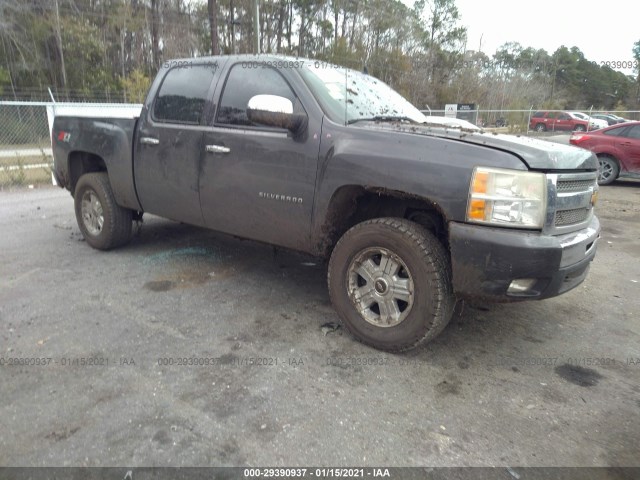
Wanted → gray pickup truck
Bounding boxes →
[52,55,601,352]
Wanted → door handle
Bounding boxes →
[206,145,231,153]
[140,137,159,145]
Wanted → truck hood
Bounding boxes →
[361,122,598,171]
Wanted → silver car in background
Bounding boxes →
[570,112,608,130]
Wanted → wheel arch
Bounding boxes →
[68,151,108,196]
[595,151,619,162]
[316,184,449,257]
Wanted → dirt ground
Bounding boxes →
[0,180,639,469]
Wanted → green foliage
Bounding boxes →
[0,0,637,112]
[7,159,26,186]
[121,69,151,103]
[613,100,628,112]
[633,40,640,75]
[0,68,10,96]
[324,37,363,70]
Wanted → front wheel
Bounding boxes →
[74,172,133,250]
[534,123,546,132]
[328,218,454,352]
[597,155,619,185]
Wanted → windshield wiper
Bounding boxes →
[347,115,419,125]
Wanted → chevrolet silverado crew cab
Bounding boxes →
[51,55,601,352]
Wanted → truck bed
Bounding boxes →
[52,116,141,211]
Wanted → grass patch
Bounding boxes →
[0,159,52,187]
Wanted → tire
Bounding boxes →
[328,218,455,352]
[574,124,586,132]
[74,172,133,250]
[596,155,619,186]
[534,123,546,132]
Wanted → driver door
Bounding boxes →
[198,63,320,251]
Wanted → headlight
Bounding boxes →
[467,167,547,229]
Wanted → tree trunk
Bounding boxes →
[208,0,219,55]
[54,0,67,97]
[298,11,305,57]
[334,4,339,45]
[349,1,358,49]
[287,2,292,50]
[229,0,235,54]
[151,0,160,68]
[276,0,285,52]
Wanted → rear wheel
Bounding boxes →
[597,155,619,185]
[74,172,133,250]
[534,123,546,132]
[574,124,586,132]
[328,218,454,352]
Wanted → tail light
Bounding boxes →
[570,133,590,145]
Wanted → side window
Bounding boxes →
[557,113,570,120]
[532,111,544,118]
[547,112,558,119]
[624,125,640,139]
[216,65,296,127]
[153,65,218,124]
[603,126,627,137]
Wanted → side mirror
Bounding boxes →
[246,94,307,134]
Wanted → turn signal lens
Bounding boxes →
[468,199,486,220]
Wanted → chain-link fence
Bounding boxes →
[0,103,52,188]
[2,101,639,188]
[0,102,141,188]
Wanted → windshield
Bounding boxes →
[299,62,427,125]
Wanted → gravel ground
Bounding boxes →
[0,181,639,468]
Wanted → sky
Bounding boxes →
[453,0,638,76]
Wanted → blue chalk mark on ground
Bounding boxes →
[143,246,226,266]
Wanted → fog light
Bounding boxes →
[508,278,537,294]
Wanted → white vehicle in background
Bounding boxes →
[570,112,607,130]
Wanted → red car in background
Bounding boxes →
[529,111,590,132]
[570,121,640,185]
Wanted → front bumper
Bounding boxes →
[449,216,600,301]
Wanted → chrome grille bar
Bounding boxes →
[544,172,598,235]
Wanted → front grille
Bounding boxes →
[557,179,597,192]
[545,172,597,233]
[555,208,589,226]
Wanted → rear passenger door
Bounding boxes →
[134,62,222,225]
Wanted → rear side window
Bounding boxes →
[625,125,640,139]
[532,111,544,118]
[153,64,218,124]
[603,126,627,137]
[216,64,296,126]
